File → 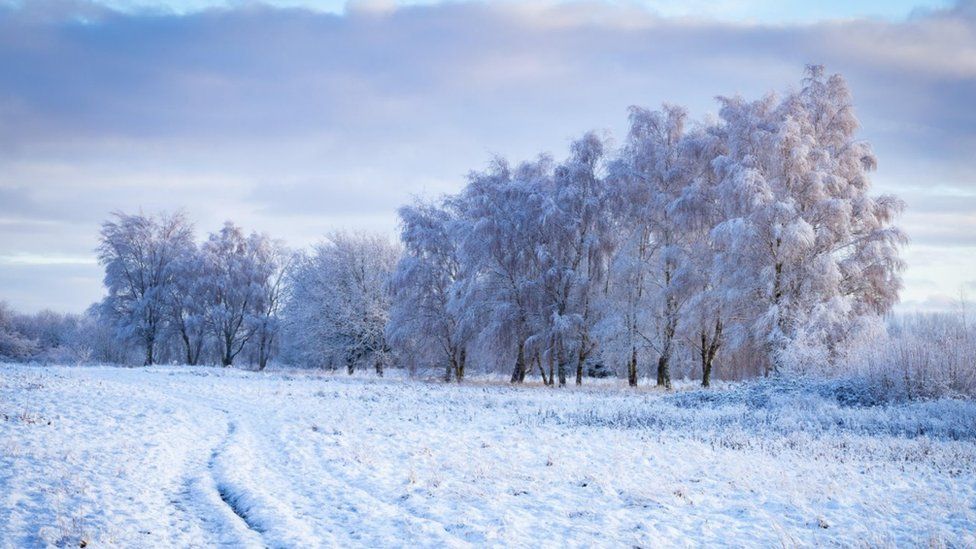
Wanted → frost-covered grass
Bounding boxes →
[1,364,974,547]
[563,376,976,439]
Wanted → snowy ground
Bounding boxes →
[1,365,974,548]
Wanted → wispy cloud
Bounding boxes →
[0,254,98,266]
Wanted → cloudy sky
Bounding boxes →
[0,0,974,313]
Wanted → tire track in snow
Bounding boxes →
[209,421,267,537]
[167,406,265,548]
[138,376,330,548]
[206,414,331,547]
[139,371,470,546]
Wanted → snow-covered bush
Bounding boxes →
[0,302,117,364]
[847,312,976,399]
[0,302,37,361]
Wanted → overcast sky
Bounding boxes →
[0,0,974,313]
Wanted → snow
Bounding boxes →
[1,365,974,547]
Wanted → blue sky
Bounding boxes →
[0,0,975,313]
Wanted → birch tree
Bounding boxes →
[608,105,699,389]
[248,234,291,371]
[454,157,550,383]
[284,232,399,374]
[201,222,264,367]
[714,65,906,373]
[163,243,207,365]
[97,211,194,365]
[532,132,615,386]
[388,200,470,381]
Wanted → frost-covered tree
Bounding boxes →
[713,65,906,373]
[200,222,268,367]
[388,200,470,381]
[163,242,208,365]
[284,232,399,374]
[532,132,615,386]
[654,116,743,388]
[605,105,702,389]
[97,211,195,365]
[78,304,136,364]
[247,235,292,371]
[449,134,616,387]
[678,179,730,388]
[454,157,552,383]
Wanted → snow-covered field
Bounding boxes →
[1,365,974,548]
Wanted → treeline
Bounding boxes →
[0,216,292,369]
[386,65,904,386]
[1,66,917,388]
[95,215,290,369]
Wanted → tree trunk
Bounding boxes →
[657,291,677,390]
[575,360,584,386]
[628,345,638,387]
[375,360,383,377]
[766,338,784,377]
[700,320,722,388]
[144,338,154,366]
[188,334,203,367]
[702,357,712,388]
[700,330,711,388]
[222,331,234,367]
[769,258,785,375]
[181,331,193,365]
[547,351,555,386]
[445,356,454,383]
[656,353,672,390]
[537,355,549,385]
[575,336,587,386]
[257,333,269,371]
[455,347,466,382]
[556,340,567,387]
[510,340,526,383]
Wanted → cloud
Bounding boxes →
[0,262,102,313]
[0,0,974,311]
[0,253,98,265]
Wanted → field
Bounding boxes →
[1,365,974,547]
